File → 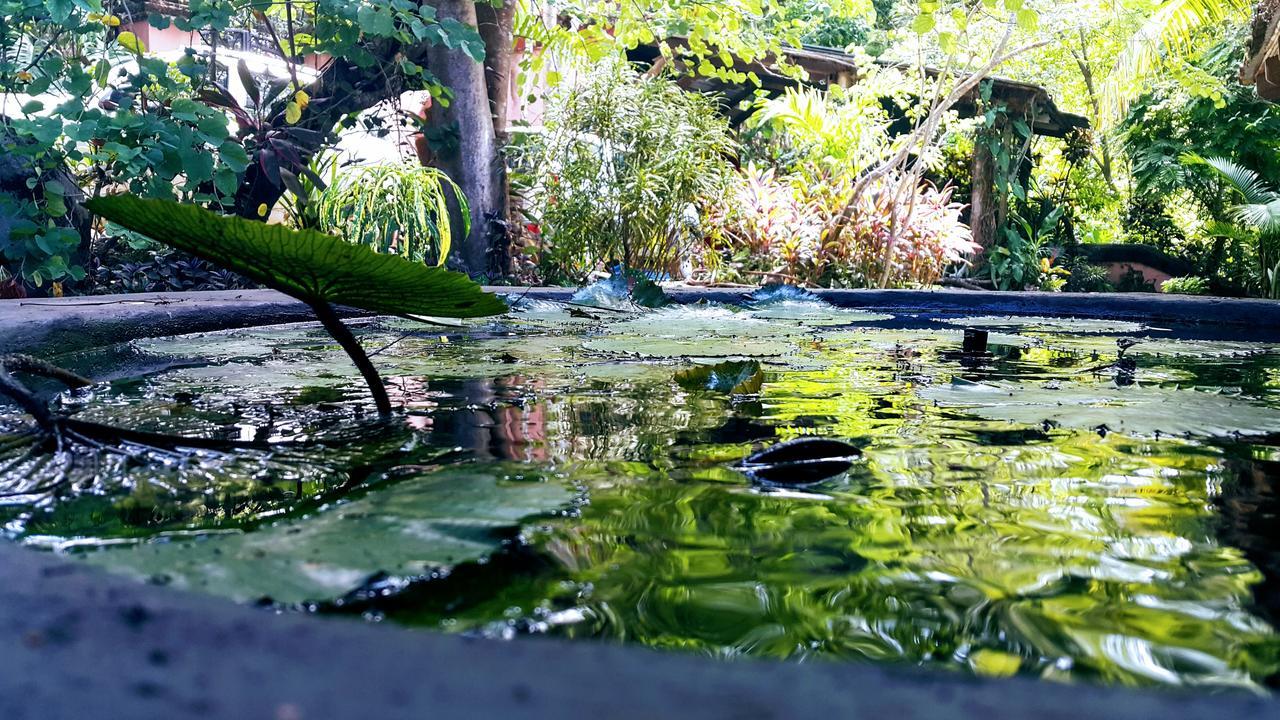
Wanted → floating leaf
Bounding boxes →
[921,379,1280,438]
[738,437,862,485]
[72,466,573,604]
[747,300,892,326]
[674,360,764,395]
[939,315,1145,334]
[85,195,507,319]
[584,306,797,358]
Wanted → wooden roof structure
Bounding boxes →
[1242,0,1280,100]
[627,42,1089,138]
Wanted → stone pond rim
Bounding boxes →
[0,287,1279,719]
[3,286,1279,356]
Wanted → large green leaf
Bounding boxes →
[84,195,507,318]
[71,465,574,604]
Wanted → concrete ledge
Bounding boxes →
[0,540,1270,720]
[3,287,1279,357]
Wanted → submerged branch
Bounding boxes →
[3,354,92,389]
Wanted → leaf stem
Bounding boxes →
[309,301,392,417]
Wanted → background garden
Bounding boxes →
[2,0,1279,300]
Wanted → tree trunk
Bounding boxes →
[969,136,998,255]
[476,1,516,135]
[424,0,507,275]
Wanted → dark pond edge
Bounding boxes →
[0,540,1272,720]
[1,287,1279,718]
[2,287,1279,356]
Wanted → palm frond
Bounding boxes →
[1184,153,1280,204]
[1100,0,1251,125]
[1234,198,1280,233]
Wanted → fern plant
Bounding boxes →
[313,164,468,267]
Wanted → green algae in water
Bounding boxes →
[3,304,1280,691]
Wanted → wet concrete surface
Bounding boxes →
[0,540,1274,720]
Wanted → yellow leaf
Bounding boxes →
[117,31,146,54]
[970,649,1021,678]
[51,282,64,297]
[284,101,301,124]
[257,203,270,217]
[294,90,310,109]
[104,14,121,26]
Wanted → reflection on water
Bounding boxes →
[2,305,1280,691]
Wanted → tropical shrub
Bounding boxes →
[1160,275,1210,295]
[521,59,735,281]
[984,201,1070,291]
[1182,154,1280,298]
[88,250,251,294]
[313,164,466,266]
[705,166,976,287]
[0,0,485,296]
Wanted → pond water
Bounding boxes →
[2,298,1280,691]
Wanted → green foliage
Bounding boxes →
[0,0,483,295]
[1100,0,1251,122]
[1160,275,1209,295]
[986,201,1067,291]
[84,195,506,318]
[1182,154,1280,298]
[1061,255,1114,293]
[313,164,466,267]
[524,59,736,280]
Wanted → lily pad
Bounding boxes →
[921,378,1280,438]
[746,300,893,326]
[674,361,765,395]
[70,465,573,604]
[1037,335,1275,359]
[85,195,507,319]
[584,306,801,358]
[738,437,863,485]
[939,315,1146,334]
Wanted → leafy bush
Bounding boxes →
[1061,255,1114,293]
[705,165,976,287]
[1160,276,1209,295]
[88,251,251,294]
[522,59,736,281]
[1,0,483,296]
[984,203,1070,291]
[313,164,466,266]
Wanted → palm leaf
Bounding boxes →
[1183,153,1277,203]
[1100,0,1251,125]
[1183,154,1280,232]
[85,195,506,319]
